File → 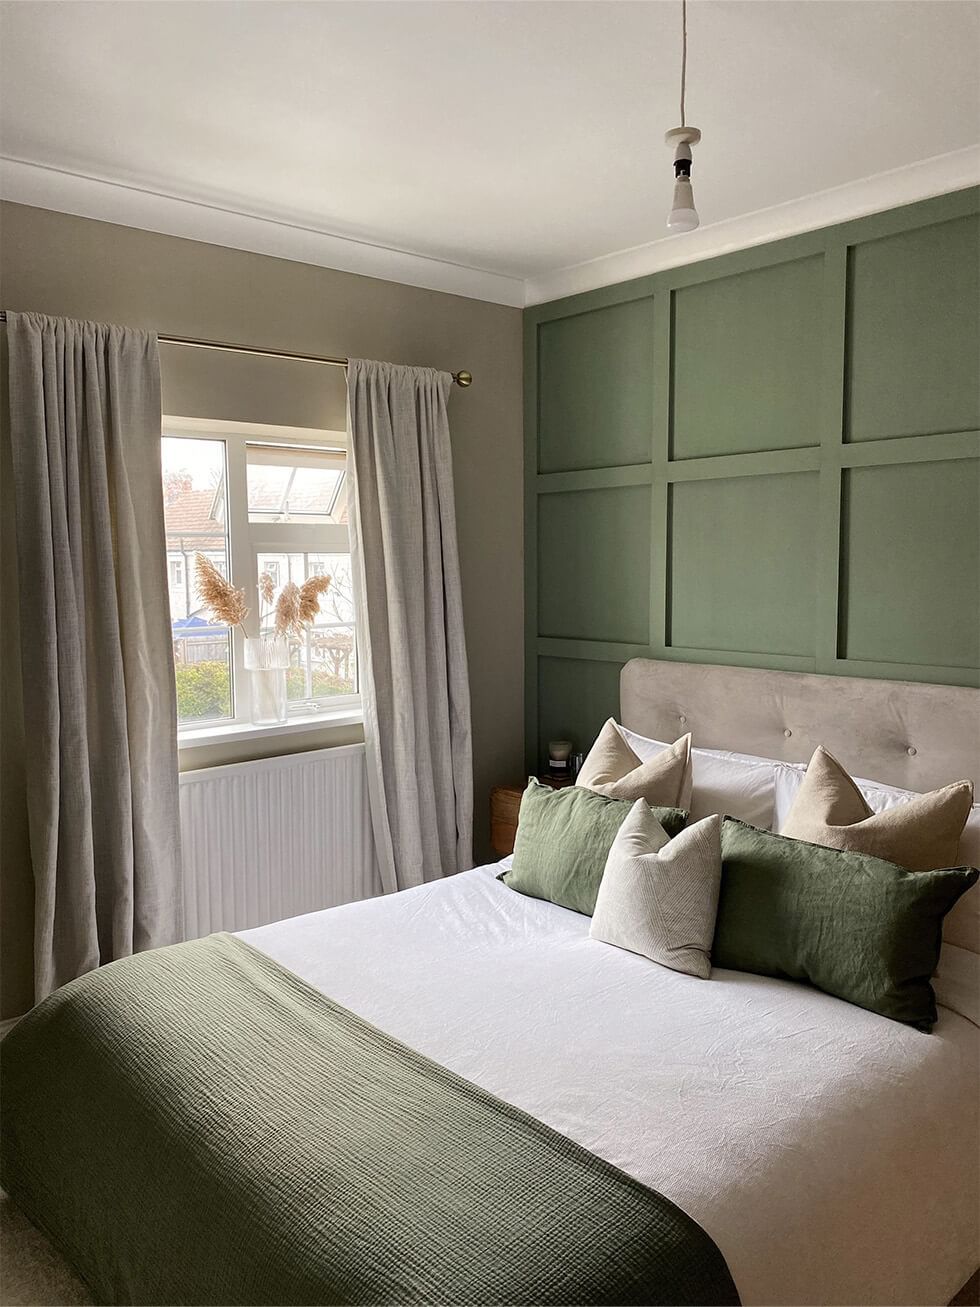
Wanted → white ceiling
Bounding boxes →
[1,0,979,305]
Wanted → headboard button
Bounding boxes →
[907,746,917,757]
[784,729,792,738]
[679,715,687,724]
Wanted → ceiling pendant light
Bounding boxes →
[665,0,701,233]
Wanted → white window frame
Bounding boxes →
[164,416,361,746]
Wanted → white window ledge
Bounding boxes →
[178,705,363,750]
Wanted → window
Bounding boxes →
[246,444,347,525]
[162,419,358,734]
[257,552,356,704]
[163,436,233,725]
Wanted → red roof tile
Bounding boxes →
[164,489,223,536]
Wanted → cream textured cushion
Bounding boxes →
[780,746,974,872]
[590,802,722,979]
[577,719,692,809]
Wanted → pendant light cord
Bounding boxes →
[680,0,688,127]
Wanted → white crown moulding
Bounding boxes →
[2,147,979,311]
[0,157,527,309]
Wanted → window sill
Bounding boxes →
[178,705,363,750]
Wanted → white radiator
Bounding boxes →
[178,743,381,939]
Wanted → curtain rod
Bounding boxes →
[0,312,473,388]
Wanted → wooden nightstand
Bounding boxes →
[490,776,574,858]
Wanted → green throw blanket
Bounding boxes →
[1,934,739,1306]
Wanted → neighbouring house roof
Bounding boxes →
[165,491,226,551]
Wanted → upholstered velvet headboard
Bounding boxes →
[620,659,979,794]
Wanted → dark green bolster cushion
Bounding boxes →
[500,778,688,916]
[714,818,979,1030]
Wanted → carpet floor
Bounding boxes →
[0,1194,92,1306]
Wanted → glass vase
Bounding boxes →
[244,636,290,725]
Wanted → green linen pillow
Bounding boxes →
[713,818,979,1030]
[500,778,687,917]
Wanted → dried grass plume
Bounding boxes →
[195,554,249,632]
[273,575,332,638]
[298,574,331,625]
[258,571,276,606]
[273,582,302,638]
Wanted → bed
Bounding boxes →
[2,660,978,1306]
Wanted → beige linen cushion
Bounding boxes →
[590,801,722,978]
[780,746,974,871]
[855,787,980,955]
[577,718,692,809]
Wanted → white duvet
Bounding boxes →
[241,862,979,1307]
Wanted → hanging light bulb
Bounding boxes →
[665,128,701,232]
[665,0,701,233]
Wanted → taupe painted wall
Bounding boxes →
[0,201,524,1018]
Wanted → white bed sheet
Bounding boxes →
[240,863,980,1307]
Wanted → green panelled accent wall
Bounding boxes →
[524,188,980,770]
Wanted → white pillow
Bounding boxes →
[934,943,980,1027]
[773,761,807,830]
[620,725,779,829]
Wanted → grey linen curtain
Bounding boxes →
[7,312,181,1001]
[346,359,473,893]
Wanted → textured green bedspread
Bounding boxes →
[1,934,739,1306]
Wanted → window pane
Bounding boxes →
[247,444,347,524]
[256,552,357,705]
[163,436,233,725]
[309,554,355,626]
[306,626,356,700]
